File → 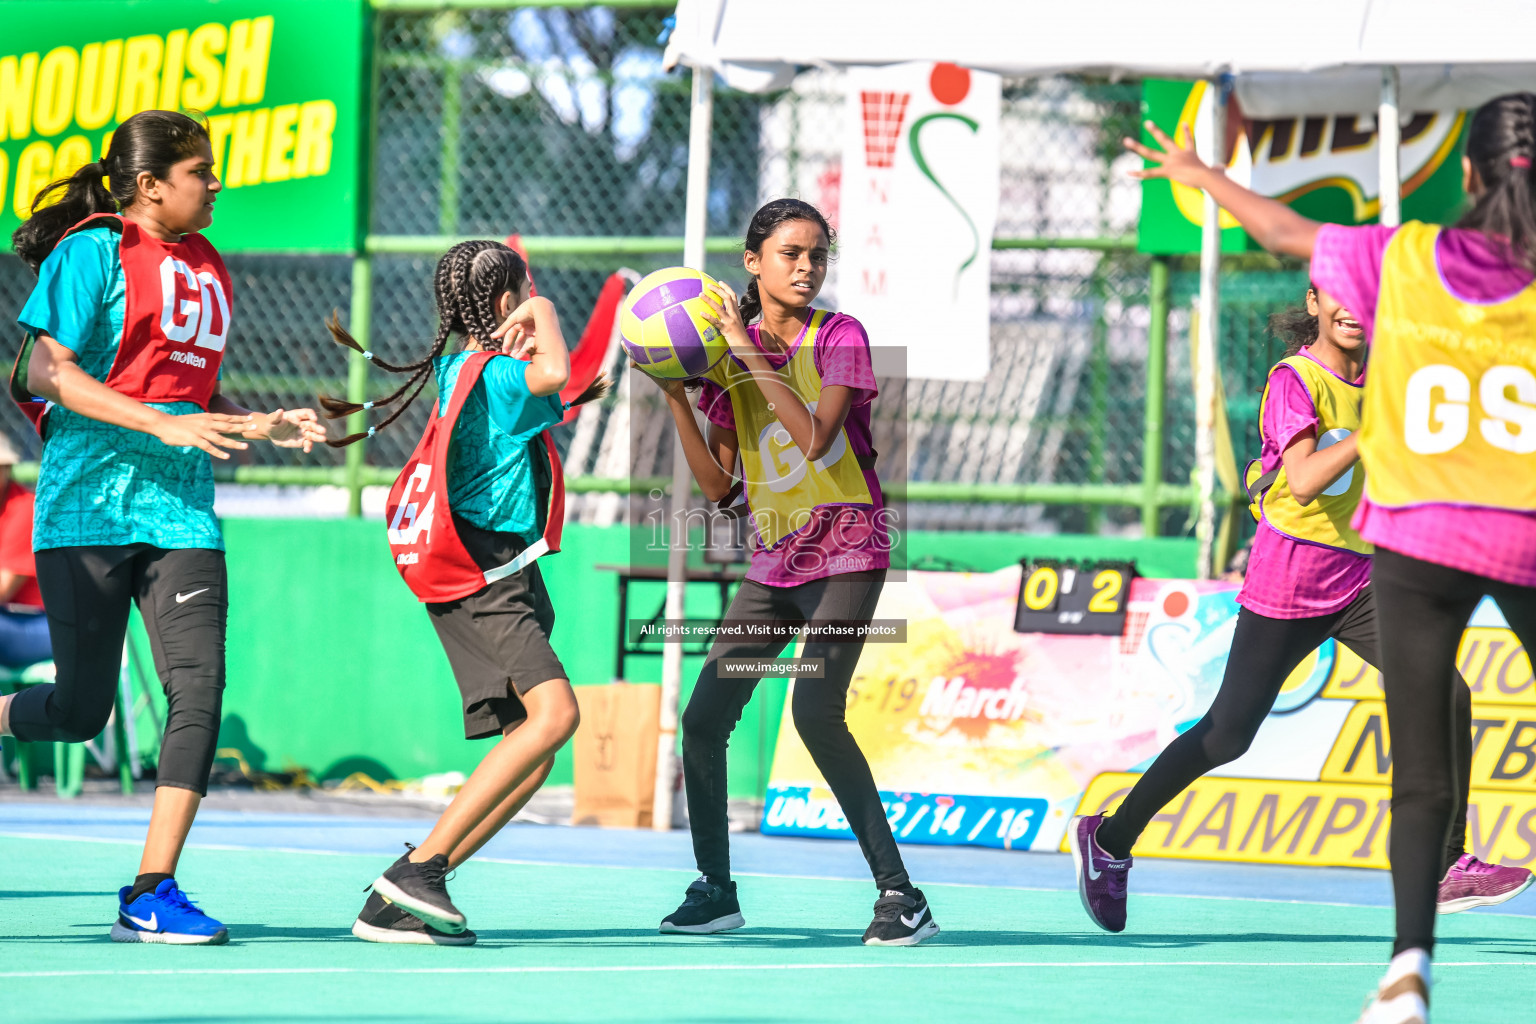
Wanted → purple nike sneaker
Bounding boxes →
[1437,853,1533,914]
[1069,814,1131,933]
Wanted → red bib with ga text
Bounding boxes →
[386,351,565,603]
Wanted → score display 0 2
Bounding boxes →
[1012,560,1136,636]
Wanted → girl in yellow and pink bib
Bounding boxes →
[1129,93,1536,1024]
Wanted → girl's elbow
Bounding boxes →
[527,371,569,397]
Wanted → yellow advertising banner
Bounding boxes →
[764,568,1536,870]
[1075,773,1536,871]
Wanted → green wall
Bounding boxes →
[213,520,1196,799]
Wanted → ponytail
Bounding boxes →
[738,278,763,324]
[11,162,116,271]
[11,110,209,271]
[1460,92,1536,271]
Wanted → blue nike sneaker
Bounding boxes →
[111,879,229,945]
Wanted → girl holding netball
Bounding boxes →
[1127,94,1536,1024]
[0,110,326,944]
[640,199,937,945]
[321,239,604,945]
[1071,288,1526,932]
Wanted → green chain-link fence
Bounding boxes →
[0,1,1316,538]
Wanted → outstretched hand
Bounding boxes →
[1123,120,1216,188]
[250,408,328,453]
[153,412,253,459]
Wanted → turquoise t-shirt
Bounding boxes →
[16,228,223,551]
[435,351,562,542]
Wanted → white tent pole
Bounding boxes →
[1194,77,1226,581]
[653,65,714,832]
[1378,66,1402,227]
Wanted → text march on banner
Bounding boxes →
[838,62,999,381]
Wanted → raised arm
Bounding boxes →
[491,296,570,397]
[1126,121,1321,260]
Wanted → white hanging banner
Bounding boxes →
[839,61,1000,382]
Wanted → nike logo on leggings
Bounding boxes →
[175,589,209,604]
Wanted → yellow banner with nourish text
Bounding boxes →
[1,0,365,253]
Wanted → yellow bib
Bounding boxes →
[1256,354,1371,553]
[710,310,874,549]
[1360,222,1536,512]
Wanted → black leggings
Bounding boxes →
[1373,548,1536,956]
[9,545,228,795]
[1097,586,1474,872]
[682,569,909,890]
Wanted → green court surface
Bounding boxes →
[2,833,1533,1024]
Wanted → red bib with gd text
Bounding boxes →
[11,215,231,432]
[386,351,566,603]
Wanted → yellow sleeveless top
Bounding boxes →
[1359,222,1536,512]
[1255,354,1371,553]
[708,309,873,549]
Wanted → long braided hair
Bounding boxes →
[319,240,607,447]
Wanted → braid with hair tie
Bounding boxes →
[319,239,525,445]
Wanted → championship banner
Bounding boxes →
[1137,79,1469,255]
[0,0,366,253]
[838,61,999,382]
[762,568,1536,871]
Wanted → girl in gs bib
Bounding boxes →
[1127,92,1536,1024]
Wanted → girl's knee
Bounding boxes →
[57,703,112,744]
[1202,731,1253,767]
[528,681,579,743]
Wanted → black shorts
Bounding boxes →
[426,517,567,740]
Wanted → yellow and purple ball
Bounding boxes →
[619,267,728,380]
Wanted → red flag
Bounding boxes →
[559,273,626,423]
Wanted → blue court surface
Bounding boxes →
[1,802,1533,1023]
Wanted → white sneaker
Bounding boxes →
[1356,950,1430,1024]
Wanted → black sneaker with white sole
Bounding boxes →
[369,845,466,935]
[659,876,745,934]
[352,890,477,946]
[862,888,939,946]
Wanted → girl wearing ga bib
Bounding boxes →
[0,111,327,946]
[1128,92,1536,1024]
[319,240,606,945]
[642,200,938,947]
[1073,290,1515,940]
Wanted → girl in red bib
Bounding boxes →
[2,110,326,945]
[320,240,605,944]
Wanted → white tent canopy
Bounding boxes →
[665,0,1536,112]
